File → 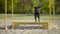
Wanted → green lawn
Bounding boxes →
[0,14,60,20]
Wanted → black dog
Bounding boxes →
[34,6,40,22]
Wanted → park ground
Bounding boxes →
[0,14,60,34]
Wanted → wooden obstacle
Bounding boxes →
[12,22,48,29]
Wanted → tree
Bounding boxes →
[0,0,5,13]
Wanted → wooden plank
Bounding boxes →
[12,22,48,29]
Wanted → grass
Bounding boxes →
[0,14,60,20]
